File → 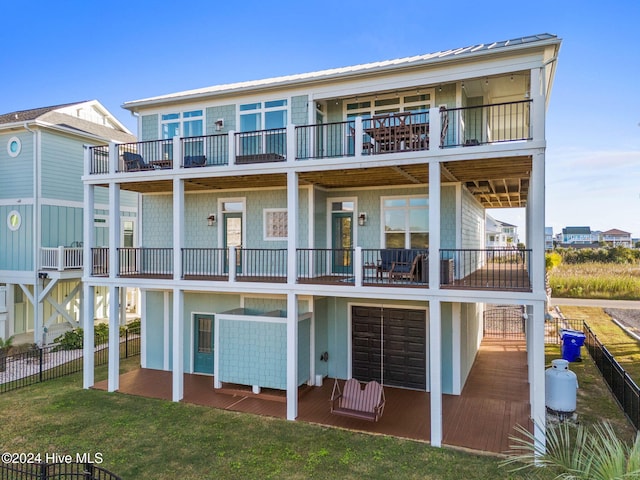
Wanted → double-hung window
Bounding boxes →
[382,196,429,248]
[239,100,287,156]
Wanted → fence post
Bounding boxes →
[39,347,44,383]
[39,461,46,480]
[125,328,129,359]
[83,462,94,480]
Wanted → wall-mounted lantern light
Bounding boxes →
[358,212,367,226]
[207,214,217,226]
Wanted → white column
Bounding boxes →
[82,284,95,389]
[286,169,299,420]
[140,290,147,368]
[286,124,296,163]
[429,300,442,447]
[108,142,117,175]
[530,151,545,296]
[429,107,440,151]
[530,67,546,143]
[428,158,442,446]
[172,288,184,402]
[108,183,121,280]
[107,285,119,392]
[228,131,236,166]
[354,117,364,158]
[287,171,299,286]
[286,292,298,420]
[172,135,182,169]
[451,303,461,395]
[354,246,363,286]
[529,301,546,452]
[429,160,441,290]
[173,178,184,282]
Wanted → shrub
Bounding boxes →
[546,252,562,270]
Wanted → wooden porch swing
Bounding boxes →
[329,305,386,422]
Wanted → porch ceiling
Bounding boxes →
[106,155,531,208]
[442,156,532,208]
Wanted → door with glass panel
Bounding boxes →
[331,201,354,274]
[223,212,243,274]
[194,314,214,374]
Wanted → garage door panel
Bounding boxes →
[352,306,426,390]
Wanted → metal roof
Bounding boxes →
[123,33,559,110]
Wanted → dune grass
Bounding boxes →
[549,263,640,300]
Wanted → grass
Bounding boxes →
[1,358,555,480]
[559,305,640,388]
[549,263,640,300]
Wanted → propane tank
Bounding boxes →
[545,358,578,414]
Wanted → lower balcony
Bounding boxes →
[91,247,532,292]
[40,246,83,271]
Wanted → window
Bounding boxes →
[345,91,432,119]
[7,210,21,231]
[264,209,288,240]
[382,196,428,248]
[239,100,287,132]
[239,99,288,156]
[7,137,21,157]
[161,110,203,138]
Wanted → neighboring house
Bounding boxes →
[599,228,632,247]
[82,34,561,451]
[561,226,594,245]
[485,214,518,248]
[545,227,554,250]
[0,101,138,344]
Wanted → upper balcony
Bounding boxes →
[87,100,533,175]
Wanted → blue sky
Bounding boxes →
[2,0,639,239]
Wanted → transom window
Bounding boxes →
[161,110,203,138]
[346,91,433,119]
[239,99,287,132]
[382,196,428,248]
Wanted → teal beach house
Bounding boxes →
[82,35,561,452]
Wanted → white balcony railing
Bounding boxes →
[40,247,83,271]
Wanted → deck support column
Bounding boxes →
[530,301,546,452]
[107,285,119,392]
[428,157,442,446]
[82,164,96,389]
[286,169,299,420]
[107,182,121,393]
[172,288,184,402]
[429,300,442,447]
[82,285,95,389]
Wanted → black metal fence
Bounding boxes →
[583,323,640,429]
[0,326,140,394]
[0,461,121,480]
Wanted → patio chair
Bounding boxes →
[390,253,423,281]
[184,155,207,167]
[330,378,385,422]
[122,152,153,171]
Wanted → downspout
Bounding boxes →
[24,122,42,345]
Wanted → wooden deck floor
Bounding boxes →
[93,338,529,454]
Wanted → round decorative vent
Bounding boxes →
[7,136,21,157]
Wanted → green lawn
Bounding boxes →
[1,358,556,480]
[559,306,640,386]
[3,308,637,480]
